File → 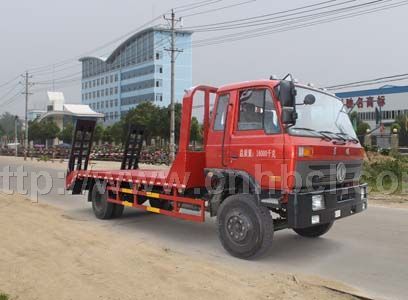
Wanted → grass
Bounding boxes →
[0,292,9,300]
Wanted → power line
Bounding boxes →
[188,0,370,32]
[190,0,387,39]
[0,90,23,108]
[0,74,21,89]
[26,12,170,74]
[176,0,223,13]
[326,74,408,90]
[173,0,221,10]
[181,0,256,18]
[0,82,20,102]
[326,73,408,89]
[192,0,408,47]
[29,34,174,89]
[184,0,340,29]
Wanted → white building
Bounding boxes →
[336,85,408,133]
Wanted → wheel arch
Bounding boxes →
[204,168,262,216]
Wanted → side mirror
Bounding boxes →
[279,80,296,107]
[304,94,316,105]
[282,107,298,125]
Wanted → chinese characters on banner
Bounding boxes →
[343,95,386,109]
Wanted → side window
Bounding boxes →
[238,89,279,133]
[264,90,280,134]
[213,94,230,131]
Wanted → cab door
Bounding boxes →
[205,91,235,168]
[225,87,284,189]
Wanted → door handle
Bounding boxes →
[231,154,239,159]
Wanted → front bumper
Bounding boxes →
[287,184,368,229]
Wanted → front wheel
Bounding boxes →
[217,194,274,259]
[293,222,334,238]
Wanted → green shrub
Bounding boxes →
[379,148,390,156]
[0,292,9,300]
[363,158,408,193]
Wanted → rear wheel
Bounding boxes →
[293,222,333,238]
[217,194,274,259]
[91,183,114,219]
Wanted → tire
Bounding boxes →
[217,194,274,259]
[91,183,114,219]
[111,204,124,218]
[293,222,333,238]
[149,198,172,210]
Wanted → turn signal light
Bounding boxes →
[298,146,313,158]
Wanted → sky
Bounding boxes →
[0,0,407,117]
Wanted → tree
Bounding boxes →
[28,120,42,143]
[350,111,370,136]
[395,114,408,146]
[58,122,74,143]
[42,120,60,142]
[102,126,113,143]
[356,122,370,136]
[28,119,60,144]
[0,124,4,137]
[0,112,22,138]
[190,117,202,149]
[124,102,161,144]
[94,124,104,144]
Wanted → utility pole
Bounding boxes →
[164,9,183,163]
[21,71,33,160]
[14,116,18,157]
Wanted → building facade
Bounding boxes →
[336,85,408,133]
[80,27,193,125]
[28,109,46,122]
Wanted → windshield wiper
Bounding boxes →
[291,127,332,141]
[319,131,347,142]
[336,132,360,144]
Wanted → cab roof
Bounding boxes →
[216,79,338,99]
[217,80,280,93]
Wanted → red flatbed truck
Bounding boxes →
[66,78,368,259]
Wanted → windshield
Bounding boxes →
[289,86,357,140]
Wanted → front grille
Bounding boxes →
[296,160,363,190]
[337,190,356,202]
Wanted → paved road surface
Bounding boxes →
[1,162,407,300]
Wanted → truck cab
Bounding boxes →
[202,79,367,256]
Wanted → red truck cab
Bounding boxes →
[204,79,366,236]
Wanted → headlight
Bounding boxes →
[312,194,325,211]
[360,187,367,199]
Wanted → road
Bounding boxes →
[1,160,408,300]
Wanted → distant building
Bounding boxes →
[79,27,193,125]
[38,92,103,146]
[28,109,46,121]
[336,85,408,131]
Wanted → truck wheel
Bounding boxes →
[91,184,114,219]
[217,194,274,259]
[293,222,333,238]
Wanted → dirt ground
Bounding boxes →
[0,192,366,300]
[369,192,408,209]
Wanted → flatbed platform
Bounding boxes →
[67,168,189,190]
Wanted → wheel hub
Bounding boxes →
[227,215,249,242]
